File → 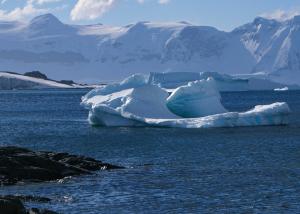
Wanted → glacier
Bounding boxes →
[82,74,290,128]
[1,14,300,85]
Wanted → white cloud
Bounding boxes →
[158,0,170,4]
[71,0,116,21]
[70,0,172,21]
[260,9,300,21]
[0,1,47,21]
[34,0,63,5]
[0,0,173,22]
[0,0,67,21]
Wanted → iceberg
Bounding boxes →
[142,102,289,128]
[148,71,249,91]
[274,87,289,91]
[148,72,300,92]
[82,75,290,128]
[82,74,148,102]
[84,84,179,126]
[166,78,227,118]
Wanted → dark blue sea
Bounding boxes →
[1,89,300,213]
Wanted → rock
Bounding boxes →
[0,196,26,214]
[59,80,75,85]
[27,208,58,214]
[0,196,58,214]
[24,71,48,80]
[0,146,123,186]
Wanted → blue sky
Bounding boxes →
[0,0,300,31]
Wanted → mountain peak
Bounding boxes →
[27,13,73,36]
[30,13,62,26]
[253,17,278,26]
[291,15,300,24]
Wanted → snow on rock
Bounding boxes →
[166,78,227,117]
[0,72,73,90]
[82,75,291,128]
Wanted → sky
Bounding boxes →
[0,0,300,31]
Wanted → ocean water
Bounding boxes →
[1,89,300,213]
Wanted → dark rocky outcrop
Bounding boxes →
[59,80,75,85]
[24,71,48,80]
[27,208,58,214]
[0,196,57,214]
[0,146,123,186]
[0,196,26,214]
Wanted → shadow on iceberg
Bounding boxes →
[81,74,290,128]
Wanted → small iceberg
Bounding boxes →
[274,87,289,91]
[82,74,290,128]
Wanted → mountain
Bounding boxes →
[0,14,299,84]
[0,71,73,89]
[0,71,95,90]
[233,16,300,84]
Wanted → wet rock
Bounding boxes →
[59,80,75,85]
[27,208,58,214]
[0,196,58,214]
[0,146,123,186]
[0,196,26,214]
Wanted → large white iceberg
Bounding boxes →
[82,74,290,128]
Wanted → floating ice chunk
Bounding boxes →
[236,102,290,127]
[142,102,290,128]
[166,78,227,118]
[274,87,289,91]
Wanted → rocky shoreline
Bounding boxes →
[0,146,124,213]
[0,195,56,214]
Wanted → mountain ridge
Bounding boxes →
[0,14,299,84]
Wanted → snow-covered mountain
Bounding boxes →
[0,72,73,89]
[0,14,300,85]
[0,71,95,90]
